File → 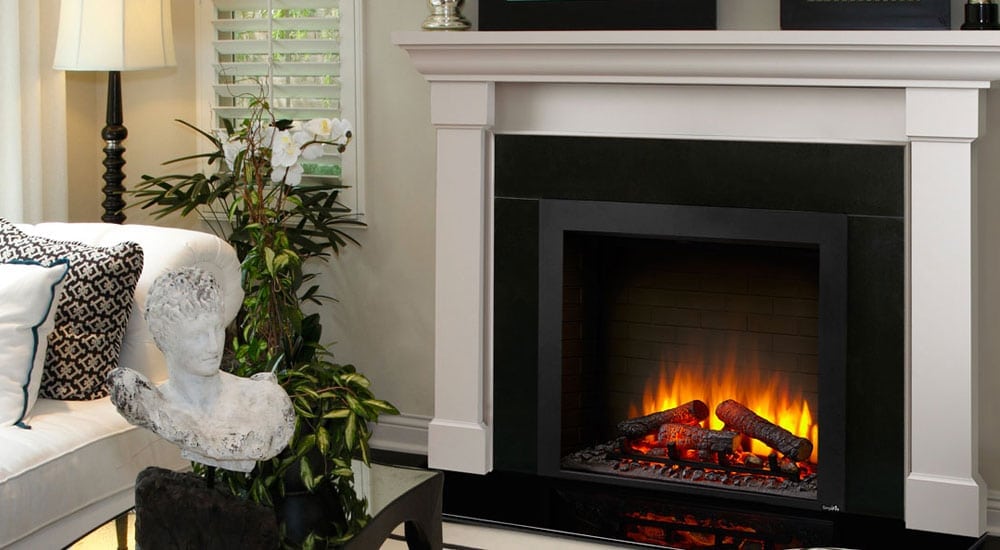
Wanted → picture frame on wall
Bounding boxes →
[478,0,717,31]
[780,0,950,30]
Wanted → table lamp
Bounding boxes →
[53,0,176,224]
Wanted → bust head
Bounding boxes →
[145,267,226,377]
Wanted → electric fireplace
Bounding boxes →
[493,135,895,521]
[395,30,1000,541]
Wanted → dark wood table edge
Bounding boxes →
[342,466,444,550]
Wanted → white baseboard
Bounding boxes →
[988,489,1000,535]
[369,413,431,456]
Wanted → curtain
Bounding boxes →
[0,0,68,223]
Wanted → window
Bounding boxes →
[196,0,364,216]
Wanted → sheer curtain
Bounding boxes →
[0,0,68,223]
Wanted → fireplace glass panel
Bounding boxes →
[560,232,822,500]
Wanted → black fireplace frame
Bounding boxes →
[490,135,905,526]
[535,199,848,512]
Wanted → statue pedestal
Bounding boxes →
[134,467,278,550]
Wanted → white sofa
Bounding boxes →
[0,222,243,549]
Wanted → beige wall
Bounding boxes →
[63,2,439,422]
[66,0,200,229]
[316,2,437,420]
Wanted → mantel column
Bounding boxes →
[905,87,987,537]
[428,81,495,474]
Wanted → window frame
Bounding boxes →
[194,0,366,219]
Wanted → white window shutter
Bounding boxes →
[201,0,364,216]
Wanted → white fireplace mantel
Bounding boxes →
[394,30,1000,538]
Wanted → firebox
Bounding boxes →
[488,135,906,534]
[535,200,847,512]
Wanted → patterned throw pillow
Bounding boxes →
[0,219,144,400]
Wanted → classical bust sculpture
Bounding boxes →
[108,266,295,472]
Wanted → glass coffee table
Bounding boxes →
[345,462,444,549]
[70,462,443,550]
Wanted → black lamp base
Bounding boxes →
[101,70,127,224]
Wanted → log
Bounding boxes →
[653,423,737,454]
[616,400,710,438]
[715,399,813,461]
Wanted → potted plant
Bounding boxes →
[132,83,398,548]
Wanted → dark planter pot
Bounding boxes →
[274,450,346,545]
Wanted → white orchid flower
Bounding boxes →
[295,130,325,161]
[270,130,301,168]
[330,119,353,146]
[222,138,246,171]
[271,162,304,186]
[305,118,333,137]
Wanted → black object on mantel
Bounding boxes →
[134,467,279,550]
[962,0,1000,29]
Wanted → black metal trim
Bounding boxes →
[535,199,848,512]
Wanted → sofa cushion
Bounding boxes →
[0,397,187,548]
[0,260,69,427]
[0,219,144,400]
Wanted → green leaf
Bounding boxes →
[344,414,357,450]
[364,399,400,415]
[301,456,315,490]
[264,247,276,276]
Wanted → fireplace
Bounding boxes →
[492,134,904,523]
[395,30,1000,540]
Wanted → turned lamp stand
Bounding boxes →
[101,71,127,224]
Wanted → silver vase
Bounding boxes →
[423,0,470,31]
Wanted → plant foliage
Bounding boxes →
[134,83,398,547]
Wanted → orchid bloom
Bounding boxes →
[304,118,333,137]
[329,119,352,146]
[296,130,325,161]
[271,163,304,186]
[214,130,246,171]
[270,130,301,168]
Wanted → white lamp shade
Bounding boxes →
[53,0,176,71]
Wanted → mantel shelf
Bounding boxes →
[393,30,1000,88]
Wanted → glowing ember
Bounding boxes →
[628,363,819,463]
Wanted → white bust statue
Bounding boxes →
[108,267,295,472]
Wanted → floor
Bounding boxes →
[68,509,1000,550]
[70,511,627,549]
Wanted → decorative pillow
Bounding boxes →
[0,219,144,400]
[0,259,69,427]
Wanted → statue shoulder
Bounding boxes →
[107,367,163,428]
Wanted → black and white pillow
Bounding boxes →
[0,219,144,400]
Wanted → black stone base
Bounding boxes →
[443,468,983,550]
[134,467,279,550]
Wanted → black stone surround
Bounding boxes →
[492,134,904,512]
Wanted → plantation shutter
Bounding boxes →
[209,0,360,212]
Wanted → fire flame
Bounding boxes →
[628,363,819,463]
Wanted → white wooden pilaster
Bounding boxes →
[427,81,495,474]
[905,87,987,537]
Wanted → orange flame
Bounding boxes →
[628,362,818,463]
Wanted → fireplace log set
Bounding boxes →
[613,399,815,481]
[616,399,710,438]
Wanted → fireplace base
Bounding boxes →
[441,469,979,550]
